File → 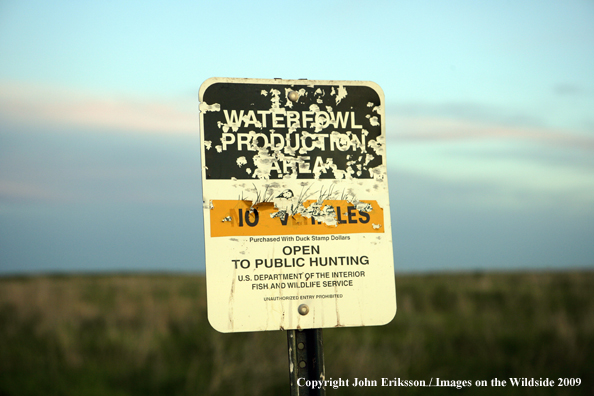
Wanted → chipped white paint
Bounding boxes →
[332,85,348,105]
[199,78,396,333]
[236,156,247,168]
[199,102,221,112]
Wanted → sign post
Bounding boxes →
[287,329,325,396]
[199,77,396,391]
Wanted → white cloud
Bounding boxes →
[0,180,70,202]
[0,80,198,134]
[385,113,594,150]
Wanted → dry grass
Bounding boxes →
[1,271,593,395]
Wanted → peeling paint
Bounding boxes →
[233,182,381,228]
[333,85,348,104]
[236,156,247,168]
[356,202,373,212]
[367,135,385,156]
[199,102,220,112]
[199,78,395,333]
[203,81,383,182]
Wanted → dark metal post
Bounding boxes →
[287,329,326,396]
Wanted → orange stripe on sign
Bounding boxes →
[210,200,384,237]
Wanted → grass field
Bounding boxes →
[1,271,592,395]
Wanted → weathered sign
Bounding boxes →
[199,77,396,332]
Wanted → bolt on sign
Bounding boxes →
[199,77,396,333]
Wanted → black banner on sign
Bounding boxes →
[200,82,383,180]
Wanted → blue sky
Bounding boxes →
[1,0,593,274]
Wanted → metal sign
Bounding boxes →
[199,77,396,333]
